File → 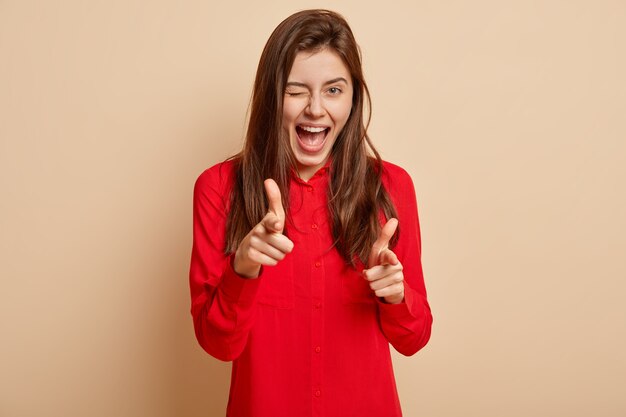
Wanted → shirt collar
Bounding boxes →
[290,158,332,186]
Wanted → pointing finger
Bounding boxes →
[378,248,399,266]
[261,212,283,234]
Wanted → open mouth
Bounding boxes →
[295,125,330,153]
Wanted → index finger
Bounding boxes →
[379,248,399,266]
[368,218,399,268]
[261,212,283,234]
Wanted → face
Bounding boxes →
[283,48,354,181]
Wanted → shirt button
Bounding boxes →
[311,223,318,229]
[315,390,321,397]
[307,186,313,192]
[315,346,321,353]
[315,261,321,268]
[314,302,321,309]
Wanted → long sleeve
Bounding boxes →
[189,163,261,362]
[376,163,433,356]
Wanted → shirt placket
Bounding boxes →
[305,181,325,416]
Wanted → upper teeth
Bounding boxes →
[300,126,326,133]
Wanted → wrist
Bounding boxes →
[383,292,405,305]
[232,252,261,279]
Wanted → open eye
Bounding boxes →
[328,87,342,95]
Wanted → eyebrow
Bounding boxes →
[285,77,349,88]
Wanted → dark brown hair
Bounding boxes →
[225,9,398,266]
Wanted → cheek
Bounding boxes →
[330,99,353,126]
[282,100,302,125]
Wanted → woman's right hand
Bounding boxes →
[233,179,294,278]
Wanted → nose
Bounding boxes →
[305,93,325,118]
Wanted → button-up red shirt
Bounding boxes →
[189,159,432,417]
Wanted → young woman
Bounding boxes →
[189,9,432,417]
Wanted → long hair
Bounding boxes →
[225,9,398,267]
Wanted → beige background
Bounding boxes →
[1,0,625,416]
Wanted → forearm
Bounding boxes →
[191,257,262,361]
[377,281,433,356]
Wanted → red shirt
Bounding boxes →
[189,159,432,417]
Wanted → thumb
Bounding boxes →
[368,218,399,268]
[264,178,285,232]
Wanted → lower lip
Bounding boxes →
[296,128,329,153]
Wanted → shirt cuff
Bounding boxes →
[218,254,263,306]
[376,282,418,321]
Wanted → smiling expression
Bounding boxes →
[283,48,354,181]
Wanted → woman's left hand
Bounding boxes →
[363,218,405,304]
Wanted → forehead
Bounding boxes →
[288,48,351,82]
